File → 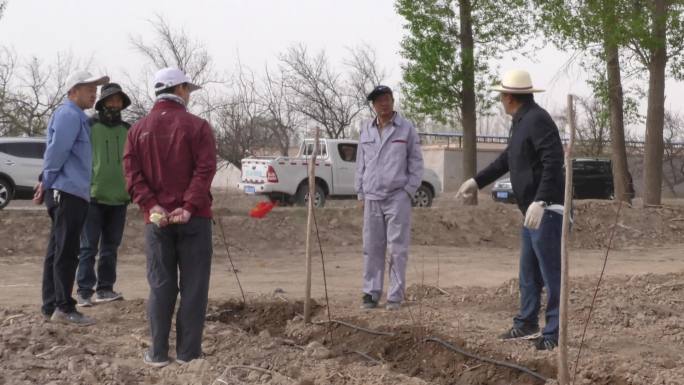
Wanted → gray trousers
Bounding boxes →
[144,217,212,362]
[362,190,412,303]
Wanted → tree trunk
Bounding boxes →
[280,132,290,156]
[643,0,667,206]
[459,0,477,204]
[603,8,631,203]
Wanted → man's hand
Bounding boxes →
[524,201,546,230]
[168,208,191,225]
[358,200,364,209]
[455,178,478,202]
[32,182,44,205]
[149,205,169,227]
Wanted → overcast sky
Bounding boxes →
[1,0,682,137]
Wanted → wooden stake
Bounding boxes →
[558,95,575,385]
[304,128,320,324]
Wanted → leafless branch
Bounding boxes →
[0,49,79,136]
[123,14,224,124]
[279,44,368,138]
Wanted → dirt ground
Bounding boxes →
[1,192,683,385]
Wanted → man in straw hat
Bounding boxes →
[124,67,216,367]
[37,70,109,326]
[456,69,565,350]
[75,83,132,308]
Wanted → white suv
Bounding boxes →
[0,137,45,209]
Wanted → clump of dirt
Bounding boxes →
[311,320,553,385]
[406,283,451,300]
[207,299,318,335]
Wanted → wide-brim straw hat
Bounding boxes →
[491,69,545,94]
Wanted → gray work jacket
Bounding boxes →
[355,112,423,201]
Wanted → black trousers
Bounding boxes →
[41,190,89,315]
[145,217,212,362]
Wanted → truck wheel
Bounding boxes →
[412,185,433,208]
[295,184,326,208]
[0,178,13,209]
[268,193,293,206]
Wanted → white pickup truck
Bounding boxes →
[237,138,441,207]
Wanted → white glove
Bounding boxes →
[455,178,479,201]
[524,201,546,230]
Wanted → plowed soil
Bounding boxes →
[1,192,683,384]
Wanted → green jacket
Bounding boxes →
[89,118,130,205]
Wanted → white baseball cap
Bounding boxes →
[152,67,201,93]
[65,70,109,93]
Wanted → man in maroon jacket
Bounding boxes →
[123,68,217,367]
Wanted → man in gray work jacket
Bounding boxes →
[355,85,423,311]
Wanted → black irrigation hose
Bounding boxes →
[316,318,547,383]
[314,319,396,337]
[424,337,548,383]
[346,350,383,366]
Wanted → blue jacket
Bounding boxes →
[42,100,93,201]
[355,112,424,201]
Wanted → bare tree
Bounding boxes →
[0,48,78,136]
[345,44,387,114]
[120,71,154,123]
[211,100,273,168]
[125,16,298,165]
[206,65,270,166]
[130,15,215,87]
[0,46,17,131]
[574,96,610,156]
[257,65,304,155]
[279,44,368,139]
[125,14,220,122]
[212,103,262,167]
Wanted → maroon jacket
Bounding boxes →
[124,99,217,223]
